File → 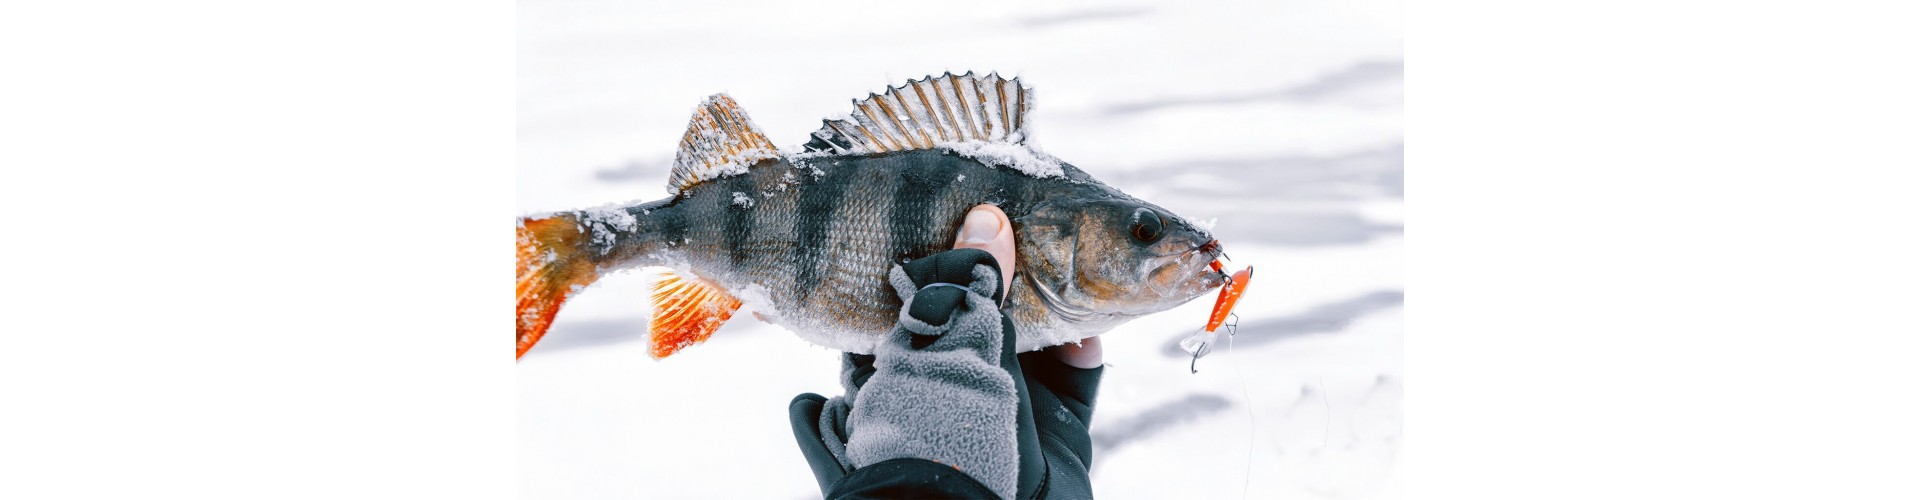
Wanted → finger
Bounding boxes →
[1046,335,1104,369]
[952,204,1016,298]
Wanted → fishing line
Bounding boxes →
[1227,315,1256,500]
[1319,376,1332,450]
[1185,263,1256,496]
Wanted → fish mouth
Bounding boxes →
[1027,239,1230,324]
[1110,238,1230,320]
[1148,239,1230,292]
[1148,238,1224,262]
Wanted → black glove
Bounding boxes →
[788,249,1105,499]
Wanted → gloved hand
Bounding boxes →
[789,206,1105,500]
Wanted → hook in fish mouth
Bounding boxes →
[1147,239,1229,284]
[1195,239,1231,286]
[1149,238,1224,259]
[1195,239,1221,256]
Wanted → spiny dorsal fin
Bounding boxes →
[671,94,778,194]
[803,71,1034,155]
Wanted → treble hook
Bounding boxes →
[1186,333,1214,374]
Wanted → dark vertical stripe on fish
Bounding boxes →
[725,173,754,268]
[792,160,858,305]
[655,199,688,252]
[889,158,957,265]
[991,163,1024,207]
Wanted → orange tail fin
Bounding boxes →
[517,214,599,359]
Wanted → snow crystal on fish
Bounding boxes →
[731,192,755,208]
[575,205,640,255]
[733,283,782,323]
[696,160,754,188]
[782,155,832,179]
[783,149,837,163]
[582,206,638,232]
[1190,217,1218,231]
[590,227,616,253]
[938,140,1065,179]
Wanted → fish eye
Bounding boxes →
[1129,208,1165,244]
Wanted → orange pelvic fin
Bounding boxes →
[647,270,743,359]
[517,214,599,359]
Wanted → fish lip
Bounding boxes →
[1148,238,1224,260]
[1204,268,1230,290]
[1201,240,1230,290]
[1145,240,1230,300]
[1147,239,1226,277]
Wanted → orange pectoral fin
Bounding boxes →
[648,271,743,359]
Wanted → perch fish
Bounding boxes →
[517,72,1231,359]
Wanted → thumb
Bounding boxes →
[952,204,1016,299]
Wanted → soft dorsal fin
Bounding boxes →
[803,71,1034,154]
[671,93,778,194]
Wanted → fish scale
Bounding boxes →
[516,73,1230,359]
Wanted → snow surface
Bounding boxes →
[520,0,1402,498]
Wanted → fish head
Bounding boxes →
[1013,195,1229,329]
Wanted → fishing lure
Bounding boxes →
[1182,264,1253,373]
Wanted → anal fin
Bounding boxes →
[648,270,743,359]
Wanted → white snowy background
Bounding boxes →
[518,0,1401,498]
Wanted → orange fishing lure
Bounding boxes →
[1182,264,1253,373]
[1207,266,1252,333]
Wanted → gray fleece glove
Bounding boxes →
[790,248,1031,499]
[845,253,1021,497]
